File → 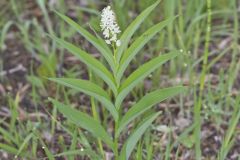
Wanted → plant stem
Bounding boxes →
[89,70,105,159]
[194,0,211,159]
[113,44,120,87]
[114,120,119,160]
[113,47,120,159]
[91,97,105,159]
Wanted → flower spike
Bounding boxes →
[100,6,121,47]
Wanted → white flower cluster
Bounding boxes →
[100,6,121,47]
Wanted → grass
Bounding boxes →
[194,0,212,158]
[0,0,239,159]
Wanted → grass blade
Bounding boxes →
[49,34,117,95]
[120,112,160,160]
[116,0,161,62]
[117,86,185,137]
[54,149,101,160]
[115,51,179,108]
[0,127,18,145]
[219,96,240,160]
[0,21,14,50]
[0,143,18,155]
[16,133,34,158]
[39,138,55,160]
[49,98,114,149]
[117,17,176,81]
[49,78,118,120]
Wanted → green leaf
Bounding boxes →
[49,34,118,96]
[49,78,118,120]
[54,11,116,72]
[117,17,176,81]
[219,96,240,160]
[0,127,18,145]
[172,123,196,149]
[178,134,195,148]
[115,51,179,108]
[0,143,18,155]
[16,133,34,158]
[49,98,114,149]
[39,138,55,160]
[116,0,161,62]
[27,76,45,89]
[117,86,185,137]
[1,21,14,50]
[54,149,101,160]
[120,112,160,160]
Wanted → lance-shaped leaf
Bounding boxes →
[16,133,34,158]
[49,78,118,120]
[49,34,118,96]
[117,17,176,81]
[115,51,179,108]
[39,138,55,160]
[1,21,14,50]
[0,143,18,155]
[119,112,160,160]
[219,96,240,160]
[117,86,185,137]
[49,98,114,150]
[54,11,116,72]
[116,0,161,62]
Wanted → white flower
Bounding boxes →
[116,40,121,47]
[103,29,110,38]
[100,6,121,46]
[105,40,111,44]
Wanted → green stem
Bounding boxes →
[113,45,120,159]
[194,0,211,159]
[114,120,119,160]
[91,96,105,158]
[113,44,120,86]
[89,70,105,159]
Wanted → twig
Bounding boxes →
[0,64,26,76]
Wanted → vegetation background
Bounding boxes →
[0,0,239,159]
